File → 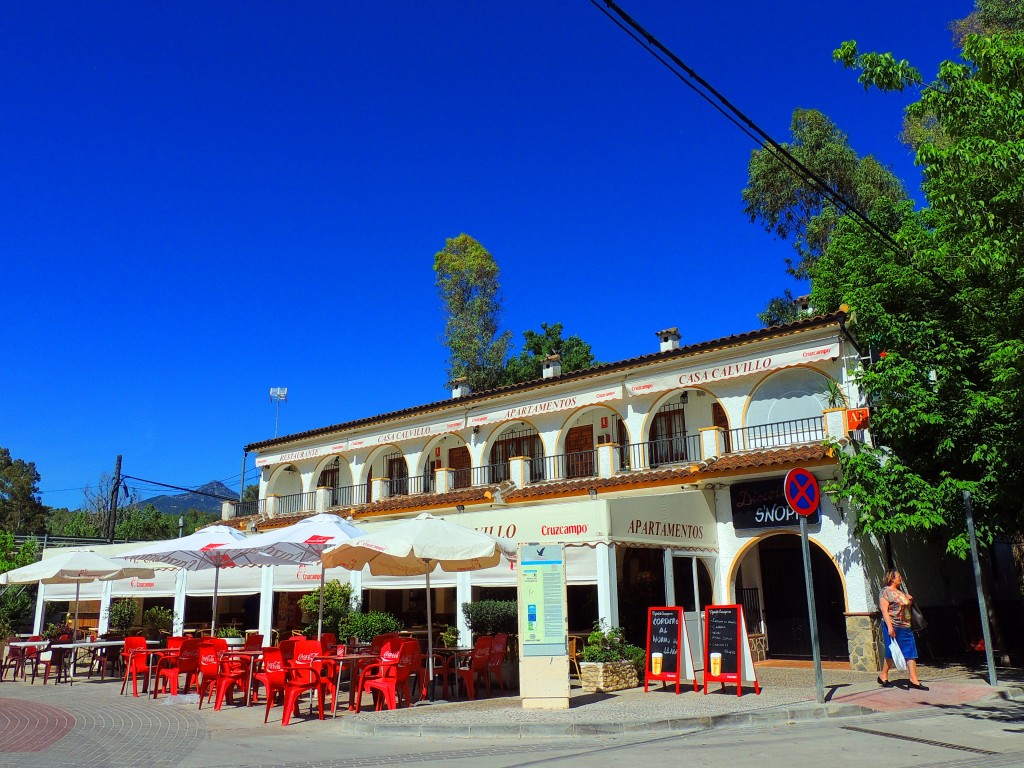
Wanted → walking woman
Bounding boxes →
[878,569,929,690]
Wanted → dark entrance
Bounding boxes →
[757,535,848,660]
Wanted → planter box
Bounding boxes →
[580,660,638,692]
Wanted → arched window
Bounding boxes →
[317,458,340,488]
[489,426,544,482]
[648,399,690,467]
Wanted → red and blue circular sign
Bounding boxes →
[784,468,820,517]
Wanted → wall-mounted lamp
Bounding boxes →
[472,426,479,434]
[588,487,597,500]
[247,521,258,533]
[455,504,465,512]
[680,391,689,404]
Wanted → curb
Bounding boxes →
[338,701,877,738]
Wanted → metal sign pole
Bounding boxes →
[799,515,825,704]
[963,491,997,686]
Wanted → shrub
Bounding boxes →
[297,580,355,637]
[142,606,176,633]
[461,600,517,637]
[338,611,402,642]
[580,621,642,670]
[215,626,243,639]
[107,598,138,634]
[439,625,460,648]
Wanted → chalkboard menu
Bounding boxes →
[731,479,820,529]
[648,608,680,675]
[705,605,739,675]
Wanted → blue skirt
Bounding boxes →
[884,626,918,660]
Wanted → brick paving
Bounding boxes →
[0,700,74,752]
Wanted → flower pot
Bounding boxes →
[579,660,638,692]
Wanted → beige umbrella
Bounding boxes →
[320,512,515,697]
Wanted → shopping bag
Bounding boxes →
[889,638,907,670]
[911,603,928,632]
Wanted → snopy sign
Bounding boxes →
[784,468,820,517]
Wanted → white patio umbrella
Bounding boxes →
[217,513,366,639]
[116,525,249,633]
[0,549,156,635]
[320,512,516,694]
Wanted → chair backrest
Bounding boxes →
[176,639,202,672]
[369,633,401,655]
[278,637,300,662]
[209,637,228,654]
[395,640,421,683]
[26,635,42,659]
[319,633,337,653]
[167,636,185,652]
[198,641,220,678]
[471,636,493,671]
[260,647,286,686]
[568,636,580,658]
[292,639,322,667]
[488,633,507,669]
[243,633,263,651]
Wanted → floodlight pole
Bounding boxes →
[270,387,288,437]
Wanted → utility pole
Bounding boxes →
[106,454,122,544]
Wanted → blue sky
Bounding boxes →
[3,1,967,511]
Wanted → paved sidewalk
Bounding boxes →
[1,661,1022,768]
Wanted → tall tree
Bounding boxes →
[114,504,177,541]
[742,109,906,324]
[434,234,512,393]
[812,21,1024,556]
[502,323,599,385]
[0,447,47,534]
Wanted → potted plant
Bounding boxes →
[579,622,643,692]
[439,625,460,648]
[107,598,138,636]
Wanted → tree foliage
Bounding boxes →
[434,234,513,393]
[0,447,47,534]
[502,322,599,385]
[812,24,1024,555]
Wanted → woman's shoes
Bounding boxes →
[876,676,892,687]
[908,682,929,691]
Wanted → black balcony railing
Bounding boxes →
[233,498,265,518]
[276,491,316,516]
[330,484,367,508]
[531,450,597,483]
[619,435,701,471]
[726,416,825,452]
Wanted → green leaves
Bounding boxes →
[833,40,923,93]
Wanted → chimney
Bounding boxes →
[542,354,562,379]
[656,327,681,352]
[451,377,472,399]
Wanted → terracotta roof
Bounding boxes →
[227,443,835,530]
[244,311,849,452]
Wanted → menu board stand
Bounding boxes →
[702,604,761,696]
[644,606,697,694]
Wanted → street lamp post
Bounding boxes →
[178,515,185,538]
[269,387,288,437]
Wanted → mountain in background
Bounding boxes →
[139,481,237,516]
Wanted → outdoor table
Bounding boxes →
[6,640,47,681]
[118,641,166,696]
[430,647,472,701]
[315,652,379,716]
[221,649,263,706]
[50,639,128,685]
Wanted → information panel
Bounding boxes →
[702,604,760,696]
[518,544,567,657]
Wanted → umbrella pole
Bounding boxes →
[425,567,434,700]
[73,582,81,638]
[211,564,220,633]
[317,563,325,641]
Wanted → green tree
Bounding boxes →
[114,505,177,541]
[0,448,47,534]
[502,322,600,385]
[742,109,905,323]
[434,233,513,393]
[180,508,218,536]
[242,484,259,502]
[812,25,1024,556]
[45,508,103,538]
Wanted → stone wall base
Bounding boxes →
[580,660,639,692]
[846,612,883,672]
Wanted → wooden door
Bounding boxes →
[448,445,471,488]
[564,425,594,478]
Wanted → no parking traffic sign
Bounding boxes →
[784,467,820,517]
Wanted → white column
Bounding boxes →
[595,542,619,627]
[315,487,331,513]
[456,572,472,644]
[172,570,187,636]
[97,581,113,635]
[33,583,46,635]
[348,569,363,611]
[597,443,619,477]
[258,566,275,641]
[663,548,675,605]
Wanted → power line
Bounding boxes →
[119,475,237,502]
[589,0,907,258]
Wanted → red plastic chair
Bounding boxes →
[362,640,420,711]
[243,633,263,651]
[278,650,327,726]
[319,633,338,654]
[120,636,154,697]
[213,652,251,711]
[353,639,416,712]
[154,638,200,697]
[487,633,509,693]
[278,637,300,663]
[1,636,28,681]
[254,646,286,709]
[196,639,227,709]
[33,635,71,685]
[452,636,492,701]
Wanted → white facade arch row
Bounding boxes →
[553,403,629,454]
[739,363,838,428]
[360,442,410,484]
[264,463,305,496]
[413,432,471,477]
[635,385,730,446]
[478,418,547,463]
[311,454,355,488]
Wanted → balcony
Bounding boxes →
[726,416,824,452]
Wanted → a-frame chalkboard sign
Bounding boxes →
[644,606,697,694]
[702,604,761,696]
